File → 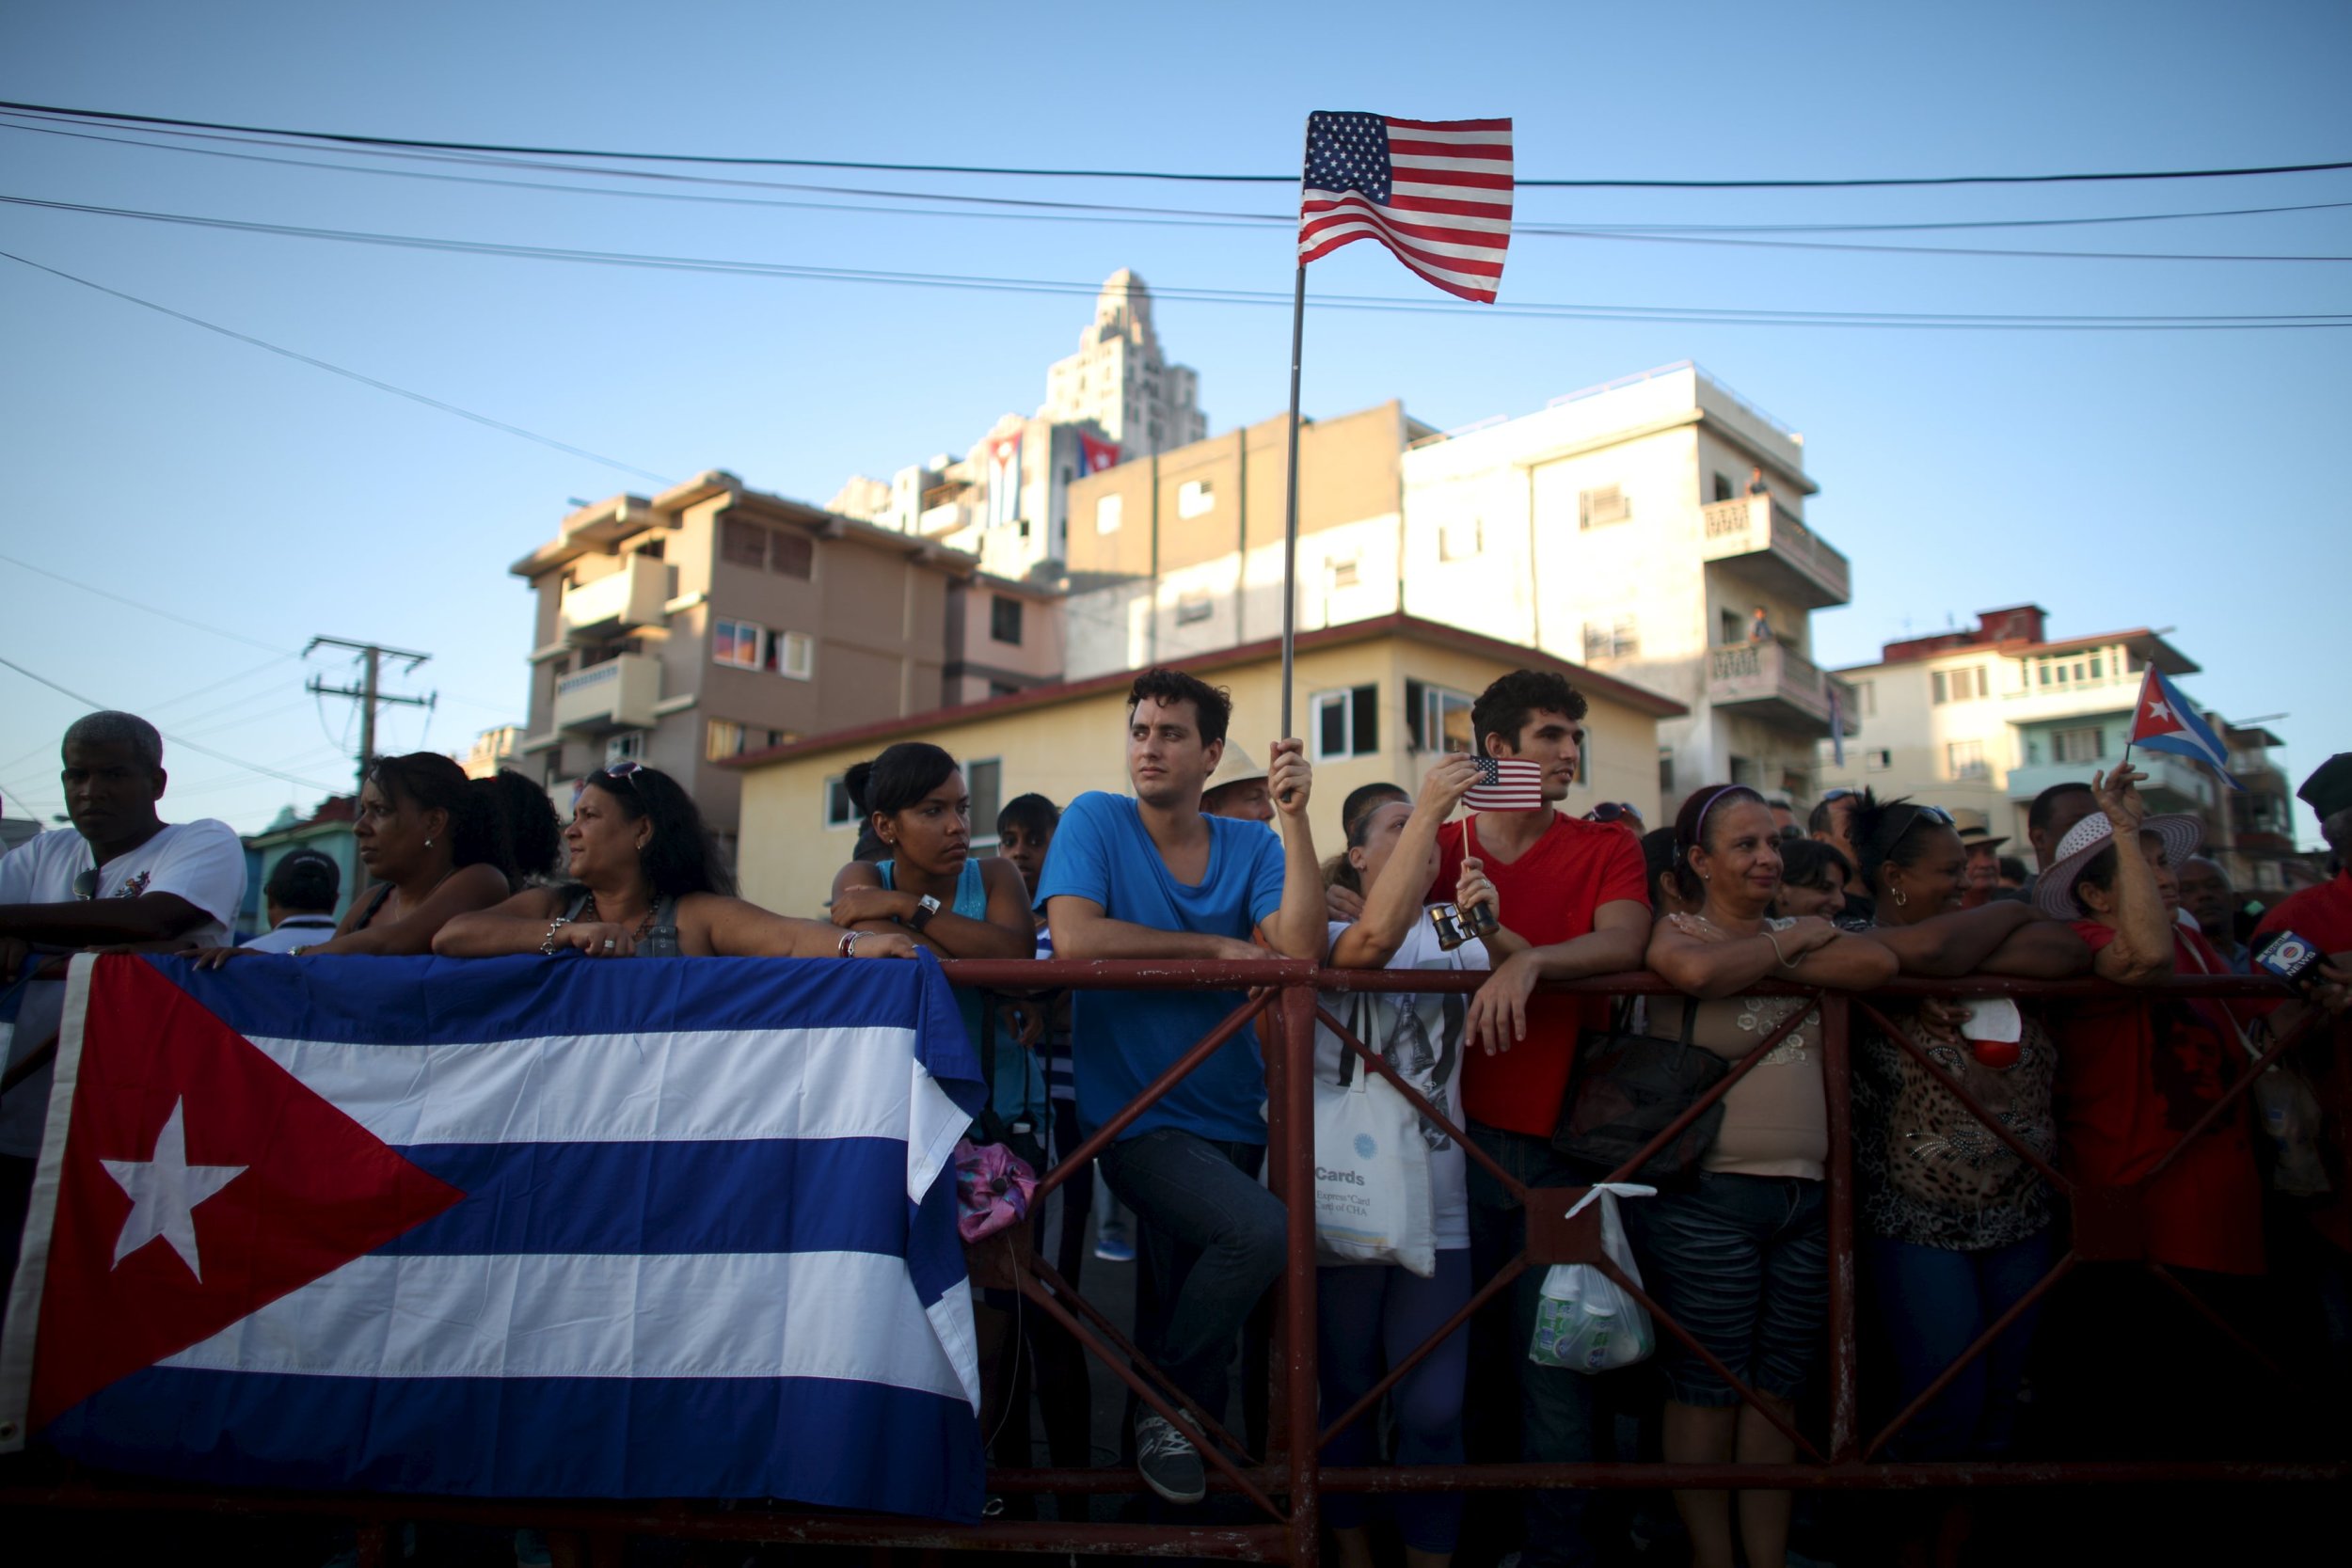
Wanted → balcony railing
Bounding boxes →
[559,554,670,642]
[553,652,660,734]
[1699,495,1851,609]
[1708,641,1859,736]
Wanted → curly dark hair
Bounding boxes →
[575,764,734,899]
[1127,668,1232,748]
[1470,669,1587,756]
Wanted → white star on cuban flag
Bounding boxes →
[100,1097,246,1281]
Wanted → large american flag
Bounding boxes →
[1298,112,1514,303]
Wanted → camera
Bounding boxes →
[1426,899,1500,952]
[2255,930,2323,992]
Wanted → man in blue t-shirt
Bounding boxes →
[1039,668,1325,1504]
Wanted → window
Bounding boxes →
[771,629,814,680]
[1712,473,1734,502]
[1177,479,1216,518]
[770,531,813,579]
[1947,739,1989,781]
[991,595,1025,645]
[604,732,646,766]
[721,516,768,569]
[1866,748,1893,772]
[823,776,858,829]
[1578,484,1631,530]
[1439,515,1482,561]
[2052,726,2106,765]
[988,680,1020,700]
[1096,494,1123,534]
[1728,754,1758,786]
[1853,679,1877,717]
[1329,557,1360,589]
[1406,680,1474,752]
[635,538,665,561]
[1312,684,1380,760]
[1720,609,1743,647]
[1582,617,1638,660]
[1932,666,1988,705]
[1175,594,1213,626]
[1658,748,1676,798]
[966,759,1003,847]
[713,618,762,669]
[706,720,744,761]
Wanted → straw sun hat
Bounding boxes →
[2033,808,2203,922]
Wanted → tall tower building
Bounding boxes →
[1039,271,1207,456]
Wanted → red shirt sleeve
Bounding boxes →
[1596,826,1651,911]
[2073,918,2120,954]
[1430,820,1466,904]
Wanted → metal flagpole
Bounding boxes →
[1278,261,1307,752]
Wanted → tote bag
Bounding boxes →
[1314,991,1437,1276]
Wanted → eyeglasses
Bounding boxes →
[72,867,99,900]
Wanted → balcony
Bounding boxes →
[2006,752,2219,814]
[559,555,669,643]
[1707,642,1859,736]
[553,653,660,734]
[1699,495,1851,609]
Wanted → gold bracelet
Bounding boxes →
[1765,929,1795,967]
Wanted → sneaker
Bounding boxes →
[1135,1413,1205,1504]
[1093,1224,1136,1263]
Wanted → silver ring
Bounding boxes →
[602,938,615,951]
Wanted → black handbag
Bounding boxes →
[977,993,1049,1175]
[1551,995,1727,1183]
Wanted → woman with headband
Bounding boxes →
[1638,783,1895,1568]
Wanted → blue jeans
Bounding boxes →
[1466,1123,1605,1568]
[1866,1230,2051,1461]
[1098,1128,1285,1424]
[1630,1170,1827,1408]
[1318,1250,1472,1552]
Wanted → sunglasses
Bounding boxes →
[1902,803,1956,828]
[72,867,100,900]
[1587,801,1643,823]
[572,760,647,807]
[1820,787,1858,803]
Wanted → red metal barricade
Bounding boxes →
[2,960,2345,1566]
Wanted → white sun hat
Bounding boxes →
[2034,809,2204,922]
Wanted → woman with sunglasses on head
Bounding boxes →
[434,762,912,960]
[1836,790,2089,1564]
[194,753,561,965]
[1640,784,1896,1568]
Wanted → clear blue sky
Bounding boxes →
[1,1,2344,846]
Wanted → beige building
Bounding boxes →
[726,613,1688,919]
[1060,363,1856,819]
[510,471,1057,856]
[1040,270,1206,456]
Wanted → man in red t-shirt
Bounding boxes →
[2251,753,2352,1385]
[1428,669,1648,1568]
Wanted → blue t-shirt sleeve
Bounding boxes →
[1036,792,1118,913]
[1243,823,1287,930]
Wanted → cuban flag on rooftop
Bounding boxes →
[0,952,987,1518]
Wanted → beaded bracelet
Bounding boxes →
[838,930,864,958]
[540,916,573,957]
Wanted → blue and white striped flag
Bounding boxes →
[2,952,987,1518]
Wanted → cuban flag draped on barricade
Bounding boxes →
[0,950,987,1520]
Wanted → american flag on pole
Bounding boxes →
[1462,756,1545,812]
[1298,112,1514,303]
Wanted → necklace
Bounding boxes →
[588,893,657,940]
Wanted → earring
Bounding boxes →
[1893,886,1908,908]
[423,837,434,848]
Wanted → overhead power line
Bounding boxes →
[9,116,2349,261]
[5,99,2349,188]
[4,204,2344,332]
[0,651,351,793]
[0,247,673,483]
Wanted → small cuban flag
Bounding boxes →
[2128,665,2244,791]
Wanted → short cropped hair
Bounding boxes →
[997,792,1060,841]
[1127,669,1232,748]
[1470,670,1587,755]
[2027,781,2095,835]
[63,710,164,772]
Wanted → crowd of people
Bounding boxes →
[3,672,2350,1568]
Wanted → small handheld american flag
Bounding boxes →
[1462,756,1544,812]
[1298,112,1513,303]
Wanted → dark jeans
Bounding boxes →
[1098,1128,1285,1426]
[1319,1250,1473,1551]
[1866,1231,2050,1461]
[1466,1122,1606,1568]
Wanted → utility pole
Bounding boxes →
[306,637,435,795]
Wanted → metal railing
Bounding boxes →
[4,961,2344,1566]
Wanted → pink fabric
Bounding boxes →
[953,1137,1037,1243]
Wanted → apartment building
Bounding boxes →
[725,614,1686,917]
[510,471,1051,853]
[829,271,1203,584]
[1814,605,2264,870]
[1061,362,1856,817]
